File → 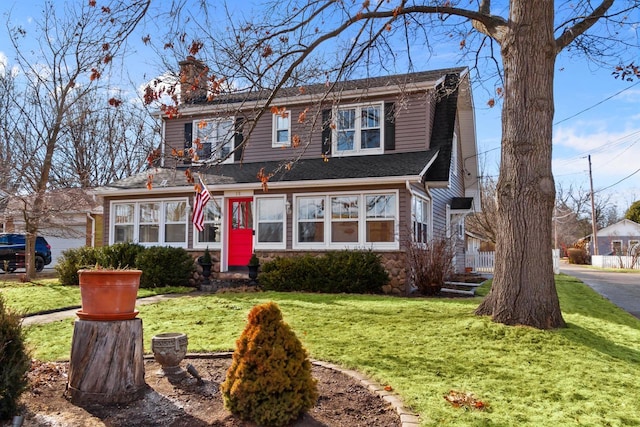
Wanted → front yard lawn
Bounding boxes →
[0,278,193,316]
[21,274,640,426]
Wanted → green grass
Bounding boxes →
[21,274,640,426]
[0,278,193,316]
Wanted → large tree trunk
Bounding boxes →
[476,1,565,329]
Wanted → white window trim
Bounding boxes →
[193,197,223,249]
[254,195,287,250]
[293,190,399,250]
[271,111,291,147]
[193,117,235,164]
[110,198,189,248]
[611,239,623,254]
[451,132,458,177]
[332,102,384,157]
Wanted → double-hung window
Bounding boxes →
[111,199,188,247]
[297,197,325,243]
[195,198,222,247]
[365,195,396,242]
[255,197,286,248]
[194,118,235,163]
[331,196,359,243]
[334,103,383,155]
[164,201,187,243]
[272,111,290,147]
[412,196,431,244]
[114,203,135,243]
[139,202,160,243]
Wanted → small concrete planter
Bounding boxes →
[151,332,188,380]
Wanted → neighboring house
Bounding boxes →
[585,219,640,256]
[98,58,480,293]
[1,188,104,268]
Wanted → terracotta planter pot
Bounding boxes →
[77,269,142,321]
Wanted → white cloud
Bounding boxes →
[552,124,640,206]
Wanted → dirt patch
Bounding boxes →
[12,357,402,427]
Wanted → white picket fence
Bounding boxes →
[591,255,640,270]
[466,249,561,274]
[465,252,495,273]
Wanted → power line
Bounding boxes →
[595,166,640,194]
[554,80,640,126]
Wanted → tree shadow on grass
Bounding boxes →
[559,322,640,364]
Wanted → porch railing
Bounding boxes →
[466,249,561,274]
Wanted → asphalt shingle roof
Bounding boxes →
[106,150,439,191]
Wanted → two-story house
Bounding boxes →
[98,57,480,294]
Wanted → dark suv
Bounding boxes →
[0,233,52,272]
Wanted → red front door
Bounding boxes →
[228,198,254,267]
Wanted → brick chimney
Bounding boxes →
[179,56,208,104]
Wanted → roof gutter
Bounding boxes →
[96,175,423,197]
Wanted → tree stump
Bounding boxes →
[67,318,147,405]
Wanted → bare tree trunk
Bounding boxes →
[476,1,565,328]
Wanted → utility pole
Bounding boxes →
[588,155,598,255]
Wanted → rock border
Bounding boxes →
[175,352,420,427]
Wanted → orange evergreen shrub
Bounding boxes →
[221,301,318,427]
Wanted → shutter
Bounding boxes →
[384,102,395,151]
[234,117,245,162]
[183,122,193,164]
[321,109,332,156]
[184,122,193,149]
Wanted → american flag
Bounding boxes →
[192,179,211,232]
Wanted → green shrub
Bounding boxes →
[260,250,388,293]
[96,242,146,269]
[324,250,390,293]
[54,246,101,286]
[221,302,318,427]
[0,295,31,420]
[135,246,195,288]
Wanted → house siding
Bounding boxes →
[163,92,433,164]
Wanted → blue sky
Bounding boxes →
[2,1,639,213]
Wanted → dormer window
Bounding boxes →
[272,111,291,147]
[194,118,235,163]
[333,103,384,155]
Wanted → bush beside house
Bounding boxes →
[55,243,194,288]
[259,250,389,293]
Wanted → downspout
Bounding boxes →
[86,212,95,247]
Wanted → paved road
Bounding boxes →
[560,263,640,318]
